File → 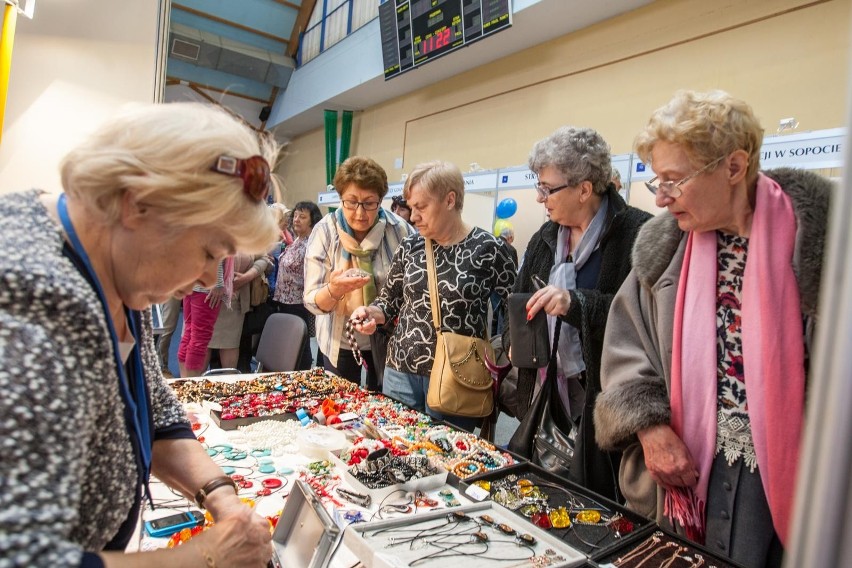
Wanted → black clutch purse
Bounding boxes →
[507,293,550,368]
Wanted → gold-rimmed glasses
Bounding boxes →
[645,155,726,198]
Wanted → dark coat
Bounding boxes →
[505,185,652,501]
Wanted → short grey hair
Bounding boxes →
[528,126,612,195]
[611,169,622,183]
[499,228,514,239]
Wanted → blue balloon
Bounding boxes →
[495,198,518,219]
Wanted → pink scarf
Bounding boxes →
[667,173,805,546]
[223,256,235,308]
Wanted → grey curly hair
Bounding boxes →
[528,126,612,196]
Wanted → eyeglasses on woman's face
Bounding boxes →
[534,181,572,200]
[645,155,726,199]
[341,200,380,211]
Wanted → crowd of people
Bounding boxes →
[0,88,831,568]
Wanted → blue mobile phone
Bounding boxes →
[144,510,205,539]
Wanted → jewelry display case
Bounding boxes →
[269,479,342,568]
[209,407,298,430]
[344,501,587,568]
[330,448,449,504]
[458,462,654,562]
[594,529,746,568]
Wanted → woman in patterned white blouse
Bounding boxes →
[0,103,277,567]
[352,161,516,432]
[303,157,413,390]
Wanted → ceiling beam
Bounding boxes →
[173,3,289,46]
[288,0,317,58]
[271,0,300,10]
[166,76,271,104]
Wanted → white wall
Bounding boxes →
[0,0,160,194]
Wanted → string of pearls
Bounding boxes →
[229,419,301,456]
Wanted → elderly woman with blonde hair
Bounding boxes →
[352,161,516,431]
[0,102,279,567]
[595,90,832,567]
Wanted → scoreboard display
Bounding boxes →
[379,0,512,80]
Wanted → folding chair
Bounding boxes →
[255,313,308,373]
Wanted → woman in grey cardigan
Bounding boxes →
[0,103,279,567]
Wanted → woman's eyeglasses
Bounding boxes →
[534,181,571,200]
[342,200,380,211]
[211,155,271,202]
[645,155,726,199]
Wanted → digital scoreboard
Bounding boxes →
[379,0,512,80]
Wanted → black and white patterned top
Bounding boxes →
[373,228,516,376]
[0,191,192,568]
[714,231,756,472]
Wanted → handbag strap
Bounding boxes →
[544,322,562,386]
[425,238,442,332]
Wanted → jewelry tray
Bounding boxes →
[458,462,654,562]
[594,528,747,568]
[209,408,298,430]
[270,479,342,568]
[330,449,449,504]
[343,501,587,568]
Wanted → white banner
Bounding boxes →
[759,129,845,170]
[317,191,340,205]
[498,168,537,189]
[463,172,500,192]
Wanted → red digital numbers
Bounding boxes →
[422,27,452,56]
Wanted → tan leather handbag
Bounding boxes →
[424,238,495,418]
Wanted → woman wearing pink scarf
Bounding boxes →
[595,90,832,567]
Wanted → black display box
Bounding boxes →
[595,527,747,568]
[458,461,654,561]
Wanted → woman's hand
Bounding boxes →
[232,270,255,291]
[188,506,272,568]
[350,306,386,335]
[205,286,224,309]
[526,285,571,319]
[327,268,370,299]
[637,424,699,489]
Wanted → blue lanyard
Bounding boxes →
[57,194,152,480]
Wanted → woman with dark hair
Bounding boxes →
[304,157,413,389]
[390,195,412,223]
[272,201,322,369]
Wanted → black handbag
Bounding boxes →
[507,293,550,368]
[369,320,394,388]
[507,322,579,478]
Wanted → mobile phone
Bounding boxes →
[144,510,206,539]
